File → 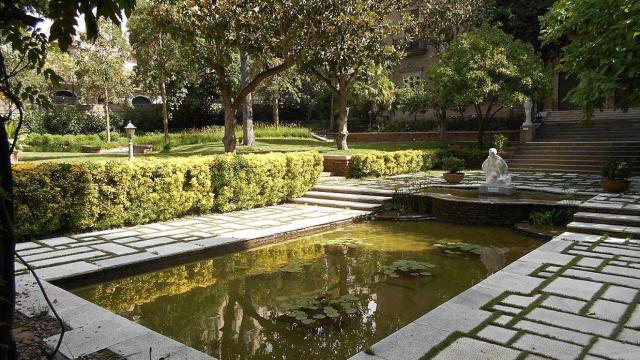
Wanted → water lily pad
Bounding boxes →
[380,260,436,277]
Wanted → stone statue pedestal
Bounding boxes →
[479,183,516,196]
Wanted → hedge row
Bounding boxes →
[350,150,434,178]
[349,147,487,178]
[13,151,323,238]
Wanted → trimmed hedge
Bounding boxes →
[13,151,323,238]
[350,150,434,178]
[349,147,487,178]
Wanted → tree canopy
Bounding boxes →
[541,0,640,116]
[307,0,407,149]
[429,25,550,146]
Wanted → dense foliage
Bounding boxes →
[22,124,313,152]
[429,26,550,146]
[13,151,322,237]
[25,107,106,135]
[350,150,433,178]
[541,0,640,116]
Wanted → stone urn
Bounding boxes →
[443,172,465,184]
[601,179,630,193]
[10,150,19,164]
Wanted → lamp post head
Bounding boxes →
[124,122,136,138]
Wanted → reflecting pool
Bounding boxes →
[73,221,541,359]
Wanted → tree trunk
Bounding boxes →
[475,104,486,148]
[103,88,111,142]
[160,76,169,147]
[335,86,349,150]
[0,119,17,360]
[222,100,236,153]
[240,51,255,146]
[272,97,280,128]
[329,93,335,130]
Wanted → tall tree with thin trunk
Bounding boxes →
[255,67,303,128]
[0,3,135,357]
[128,0,194,147]
[169,0,331,153]
[307,0,407,150]
[240,51,255,145]
[74,20,132,142]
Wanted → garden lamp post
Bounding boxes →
[124,122,136,160]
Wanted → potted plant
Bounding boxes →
[601,160,632,193]
[442,156,465,184]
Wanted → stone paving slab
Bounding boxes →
[350,193,640,360]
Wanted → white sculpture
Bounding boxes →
[523,98,533,127]
[482,148,511,186]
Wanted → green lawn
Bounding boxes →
[19,138,444,163]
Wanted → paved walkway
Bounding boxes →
[352,193,640,360]
[320,171,640,196]
[14,171,640,359]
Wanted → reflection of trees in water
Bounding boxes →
[75,230,536,359]
[480,247,507,275]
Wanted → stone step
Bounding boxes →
[510,166,598,174]
[320,172,335,177]
[303,191,392,204]
[508,163,601,171]
[290,197,382,211]
[579,202,640,217]
[508,158,638,165]
[510,154,639,160]
[573,212,640,227]
[312,184,396,196]
[567,221,640,237]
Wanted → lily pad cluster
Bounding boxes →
[380,260,435,277]
[277,291,360,326]
[321,237,373,248]
[435,242,487,255]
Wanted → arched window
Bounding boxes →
[132,96,152,105]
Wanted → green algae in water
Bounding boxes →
[380,260,436,277]
[71,221,541,360]
[435,242,489,255]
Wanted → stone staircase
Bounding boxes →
[290,184,394,211]
[508,109,640,174]
[567,200,640,238]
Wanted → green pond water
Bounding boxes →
[73,221,541,360]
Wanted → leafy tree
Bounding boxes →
[74,19,133,142]
[255,67,303,128]
[412,0,495,54]
[494,0,556,57]
[169,0,331,153]
[128,0,194,147]
[395,79,428,124]
[350,66,396,130]
[430,25,550,147]
[307,0,407,150]
[0,2,135,357]
[541,0,640,116]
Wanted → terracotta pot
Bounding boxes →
[443,172,465,184]
[601,179,630,193]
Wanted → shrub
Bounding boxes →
[602,160,632,180]
[26,107,106,135]
[13,151,323,238]
[493,134,508,152]
[442,157,465,173]
[434,147,486,170]
[21,125,313,153]
[350,150,434,178]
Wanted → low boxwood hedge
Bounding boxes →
[350,150,435,178]
[349,147,486,178]
[13,151,323,238]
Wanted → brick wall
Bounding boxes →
[344,130,520,143]
[323,156,351,177]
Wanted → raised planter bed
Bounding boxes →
[323,154,351,177]
[80,145,102,153]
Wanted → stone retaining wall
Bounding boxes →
[409,194,578,226]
